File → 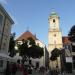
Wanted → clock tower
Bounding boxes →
[48,12,63,70]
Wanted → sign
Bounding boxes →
[66,57,72,62]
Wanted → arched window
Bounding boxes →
[53,19,55,23]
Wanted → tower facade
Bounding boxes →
[48,12,63,70]
[48,12,63,56]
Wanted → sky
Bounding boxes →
[0,0,75,46]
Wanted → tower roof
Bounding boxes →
[50,11,59,18]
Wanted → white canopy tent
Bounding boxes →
[13,53,22,62]
[0,53,14,61]
[0,53,22,62]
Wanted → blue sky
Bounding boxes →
[1,0,75,45]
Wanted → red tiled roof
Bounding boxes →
[16,31,71,45]
[62,36,70,44]
[16,31,38,41]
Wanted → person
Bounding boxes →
[11,62,17,75]
[5,61,11,75]
[23,67,28,75]
[19,63,28,75]
[28,66,32,74]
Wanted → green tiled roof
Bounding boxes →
[50,12,58,17]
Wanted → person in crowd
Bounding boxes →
[5,61,10,75]
[23,67,28,75]
[11,62,17,75]
[19,62,28,75]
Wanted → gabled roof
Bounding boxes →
[16,31,38,41]
[62,36,70,44]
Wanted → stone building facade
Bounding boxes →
[0,4,14,72]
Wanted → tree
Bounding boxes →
[18,37,44,63]
[8,33,16,57]
[68,25,75,42]
[50,48,61,73]
[18,39,28,56]
[50,48,61,61]
[29,45,44,58]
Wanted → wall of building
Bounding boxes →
[48,12,63,71]
[0,5,13,72]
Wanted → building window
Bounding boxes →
[0,14,3,26]
[53,19,55,23]
[0,60,3,67]
[54,34,56,37]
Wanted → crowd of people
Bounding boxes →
[4,60,30,75]
[4,60,50,75]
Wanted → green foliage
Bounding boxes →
[50,55,57,61]
[29,45,44,58]
[50,48,60,61]
[68,25,75,42]
[18,37,44,60]
[18,40,28,57]
[8,33,16,57]
[28,37,35,45]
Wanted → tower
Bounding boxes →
[48,12,63,70]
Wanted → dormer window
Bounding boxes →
[53,19,55,23]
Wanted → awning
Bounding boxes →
[12,53,22,62]
[0,53,13,61]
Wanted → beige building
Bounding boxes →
[48,12,63,70]
[0,4,14,72]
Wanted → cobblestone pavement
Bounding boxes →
[15,70,75,75]
[16,69,47,75]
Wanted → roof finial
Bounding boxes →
[52,8,55,12]
[27,27,29,31]
[51,8,56,14]
[50,8,58,17]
